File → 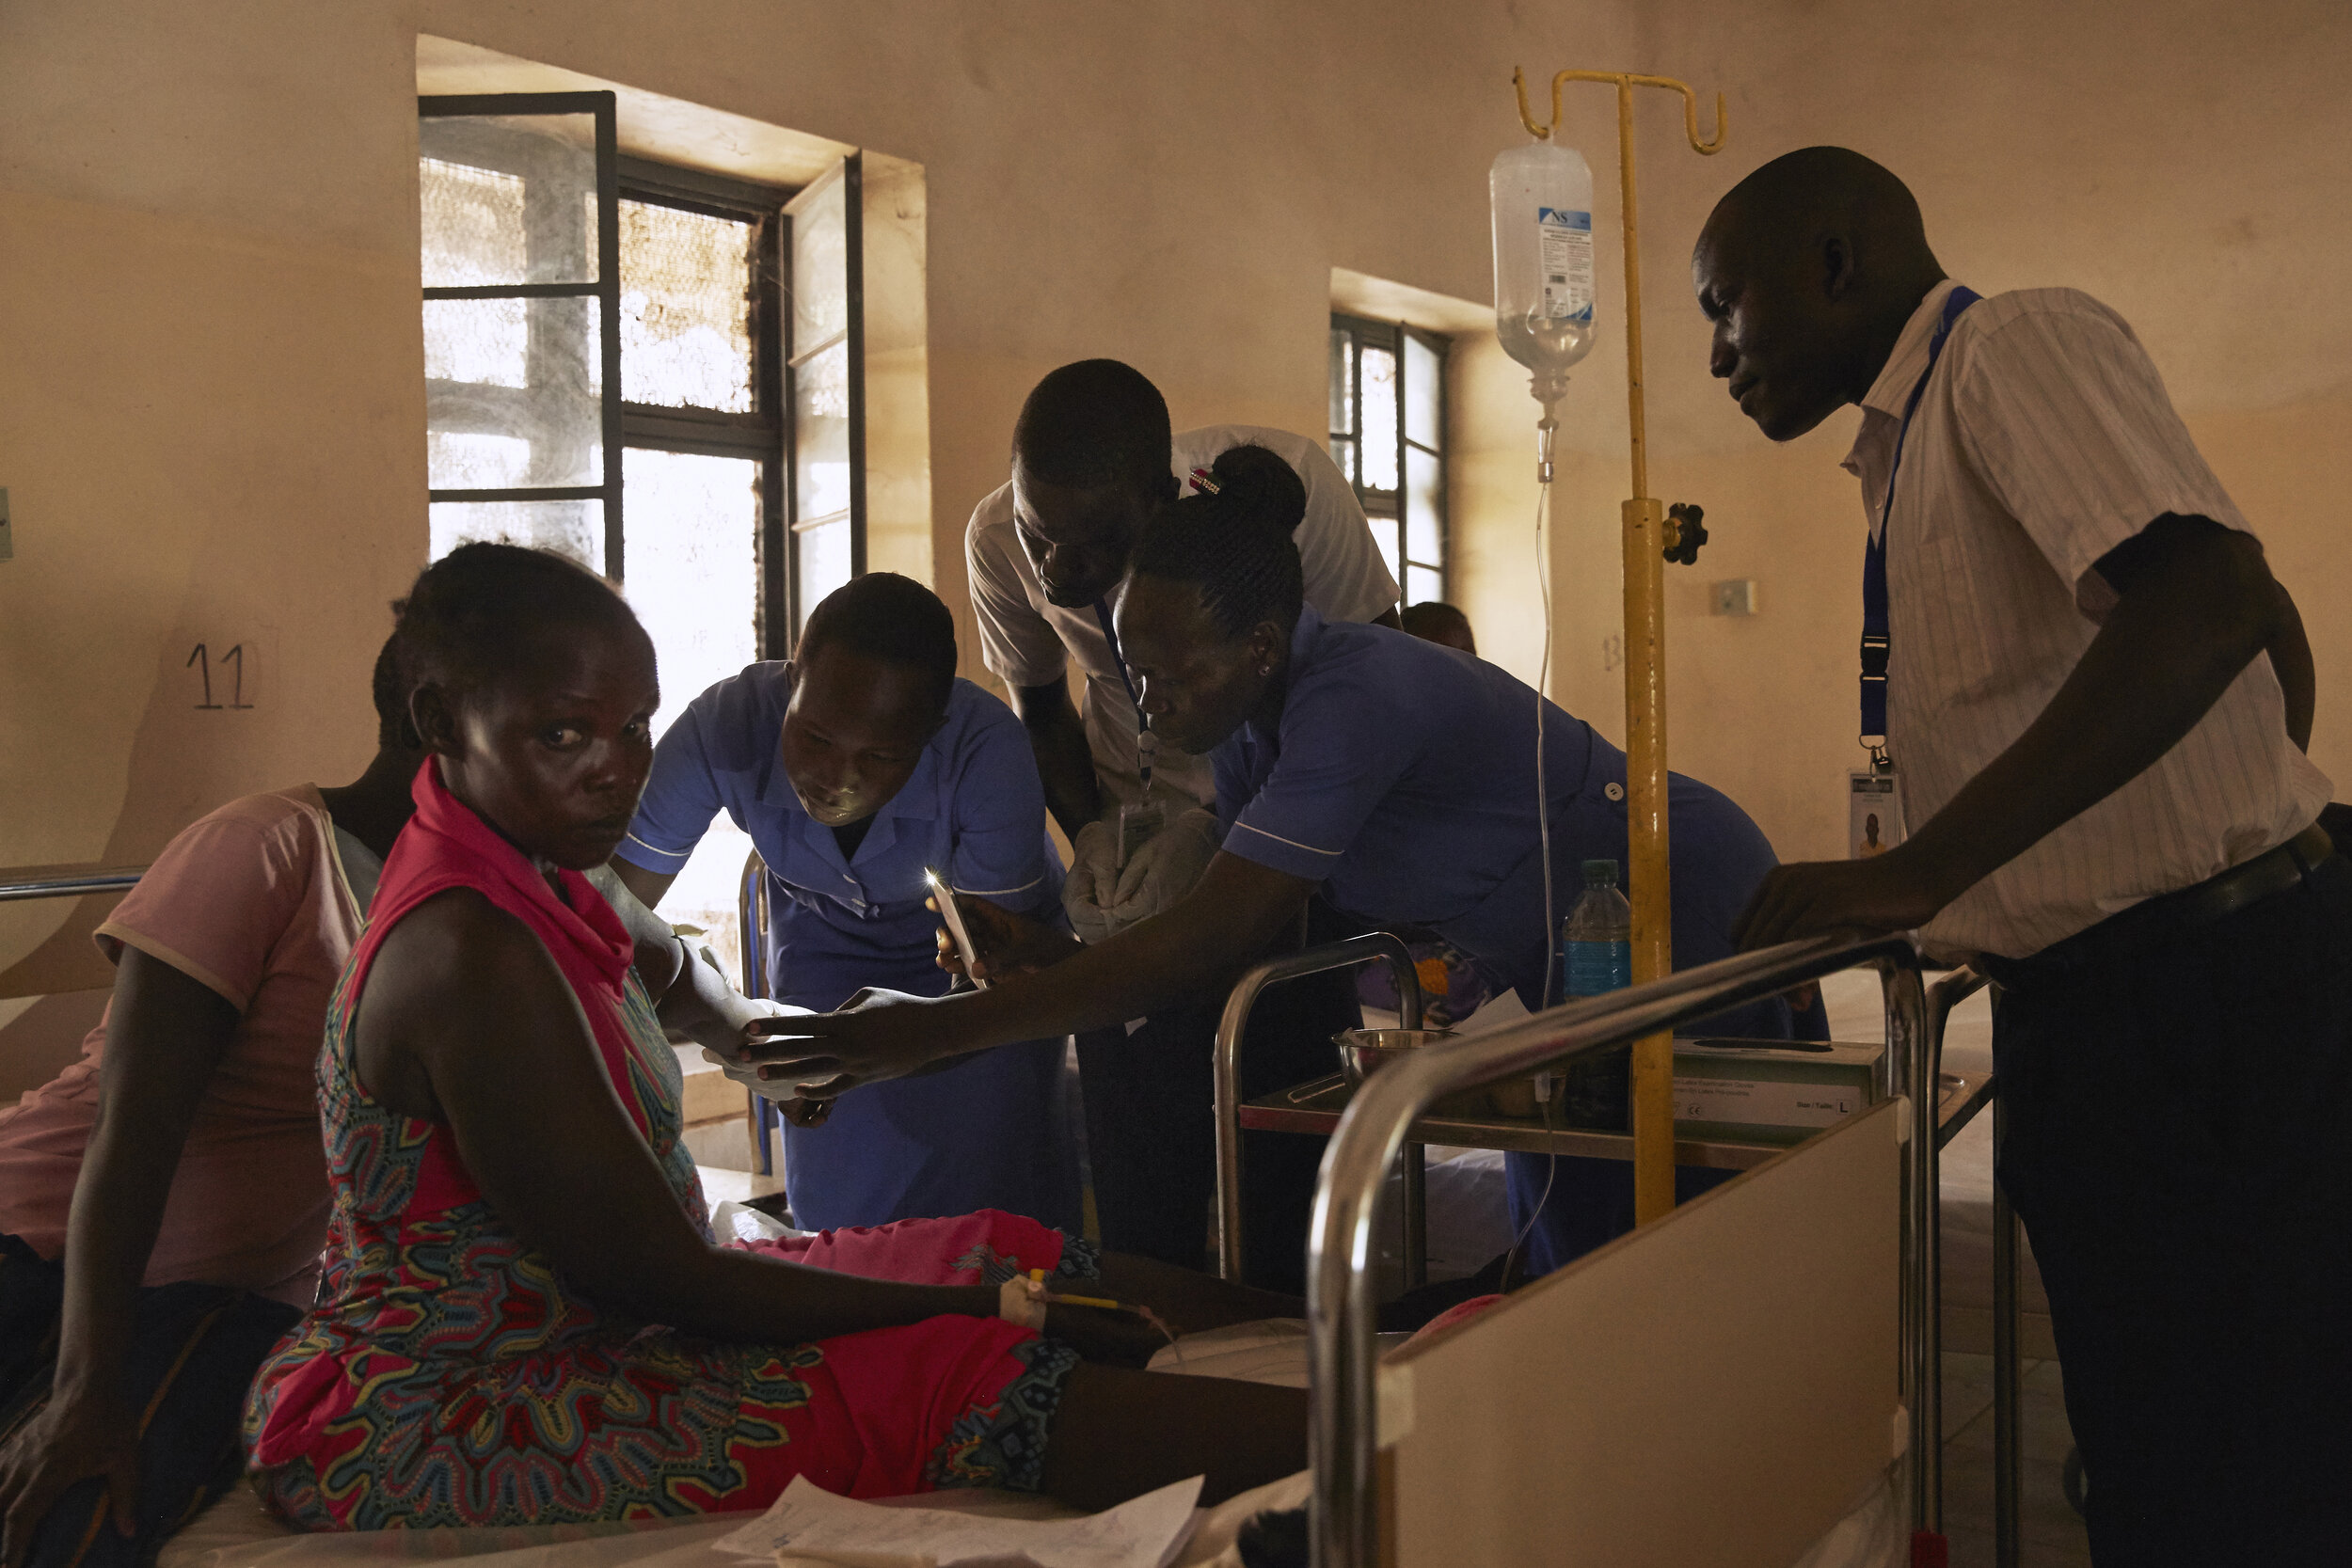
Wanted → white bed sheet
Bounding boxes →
[164,1461,1311,1568]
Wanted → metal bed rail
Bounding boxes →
[1213,933,1424,1286]
[1302,931,1938,1568]
[0,866,148,903]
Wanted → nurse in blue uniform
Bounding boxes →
[749,451,1813,1273]
[612,573,1080,1233]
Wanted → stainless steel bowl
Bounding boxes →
[1333,1026,1543,1119]
[1334,1026,1457,1086]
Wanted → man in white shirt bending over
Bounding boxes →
[964,358,1398,1289]
[1696,147,2337,1564]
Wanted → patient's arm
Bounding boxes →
[590,863,788,1056]
[352,892,1309,1508]
[0,950,237,1564]
[354,888,1002,1343]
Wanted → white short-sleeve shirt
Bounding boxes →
[966,424,1401,813]
[1848,280,2331,959]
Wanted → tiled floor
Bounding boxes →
[1938,1353,2092,1566]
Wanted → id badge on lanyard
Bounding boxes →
[1850,285,1979,859]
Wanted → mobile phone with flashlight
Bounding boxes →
[924,868,989,990]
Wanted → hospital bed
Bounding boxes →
[2,862,2015,1566]
[147,933,2010,1568]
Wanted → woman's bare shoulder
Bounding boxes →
[373,887,553,985]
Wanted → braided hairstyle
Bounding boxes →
[1125,444,1306,640]
[392,543,647,712]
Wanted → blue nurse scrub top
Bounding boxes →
[1211,609,1823,1275]
[617,666,1080,1234]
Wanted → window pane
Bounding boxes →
[421,159,525,287]
[657,817,757,991]
[1406,446,1442,565]
[426,297,602,490]
[426,432,532,490]
[1405,332,1442,451]
[1372,519,1402,586]
[620,200,756,412]
[1328,328,1355,437]
[795,519,853,637]
[623,448,761,987]
[623,449,759,736]
[1406,564,1444,608]
[419,115,598,286]
[423,296,526,388]
[1329,436,1356,487]
[790,170,848,351]
[793,339,852,521]
[429,499,602,569]
[1359,345,1399,491]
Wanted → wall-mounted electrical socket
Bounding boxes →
[1710,578,1757,617]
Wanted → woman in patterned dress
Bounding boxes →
[242,544,1305,1529]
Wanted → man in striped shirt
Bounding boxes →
[1696,147,2344,1562]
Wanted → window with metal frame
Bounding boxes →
[420,93,865,652]
[419,92,866,979]
[1328,313,1448,608]
[782,155,865,641]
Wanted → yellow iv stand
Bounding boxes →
[1513,68,1726,1226]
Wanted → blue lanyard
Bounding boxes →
[1861,285,1981,752]
[1091,598,1155,790]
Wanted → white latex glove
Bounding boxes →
[1062,818,1123,945]
[1104,808,1224,933]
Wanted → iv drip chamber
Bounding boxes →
[1491,140,1598,404]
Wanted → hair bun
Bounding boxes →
[1207,444,1307,536]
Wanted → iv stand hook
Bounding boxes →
[1512,66,1727,155]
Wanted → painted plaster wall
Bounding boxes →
[1537,0,2352,866]
[0,0,1621,1090]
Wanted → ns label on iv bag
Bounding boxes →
[1538,207,1595,323]
[1491,141,1598,397]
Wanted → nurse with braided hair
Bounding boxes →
[753,445,1821,1276]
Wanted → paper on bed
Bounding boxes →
[712,1476,1202,1568]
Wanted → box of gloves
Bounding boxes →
[1669,1037,1885,1147]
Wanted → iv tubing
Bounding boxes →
[1534,403,1560,1012]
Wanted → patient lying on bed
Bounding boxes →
[242,543,1304,1532]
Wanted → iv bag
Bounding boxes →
[1491,141,1598,403]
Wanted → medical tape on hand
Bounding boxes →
[998,1273,1049,1331]
[998,1270,1184,1364]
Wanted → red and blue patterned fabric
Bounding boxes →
[242,760,1082,1529]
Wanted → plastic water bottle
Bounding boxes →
[1557,859,1633,1127]
[1562,859,1632,997]
[1490,139,1599,404]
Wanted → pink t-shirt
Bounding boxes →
[0,786,373,1306]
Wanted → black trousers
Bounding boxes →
[1989,855,2352,1565]
[0,1236,301,1567]
[1076,968,1359,1294]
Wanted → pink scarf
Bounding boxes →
[340,758,647,1213]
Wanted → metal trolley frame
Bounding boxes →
[1209,932,2026,1567]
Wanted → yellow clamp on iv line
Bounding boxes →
[1001,1269,1184,1364]
[1506,66,1726,1227]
